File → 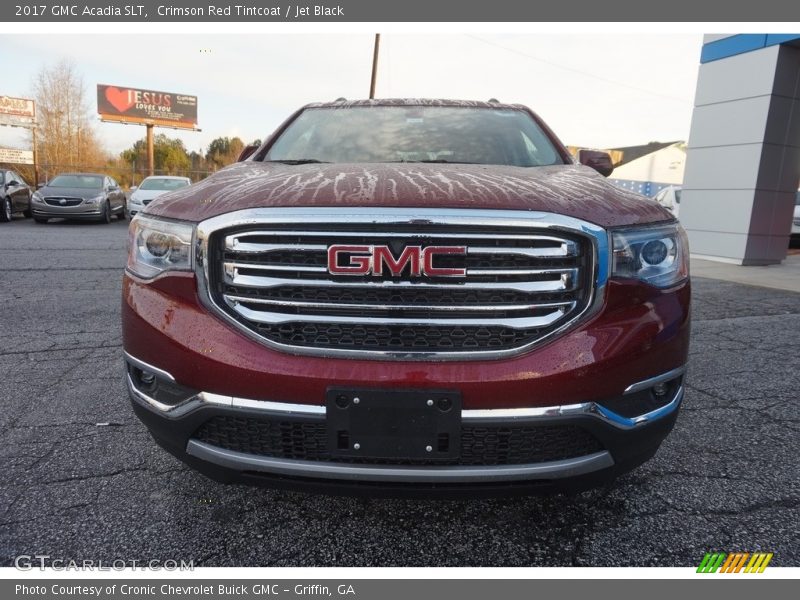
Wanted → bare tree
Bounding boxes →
[30,59,106,173]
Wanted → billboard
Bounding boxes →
[0,96,35,126]
[97,84,197,129]
[0,148,34,165]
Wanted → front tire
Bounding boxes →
[100,200,111,224]
[0,197,11,222]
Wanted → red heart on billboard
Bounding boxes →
[105,87,134,113]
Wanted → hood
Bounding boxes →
[145,161,673,228]
[38,186,103,199]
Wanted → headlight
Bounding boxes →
[127,215,194,279]
[84,194,105,205]
[32,192,45,203]
[129,194,143,205]
[611,222,689,288]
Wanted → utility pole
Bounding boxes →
[31,126,38,185]
[369,34,380,99]
[146,124,154,176]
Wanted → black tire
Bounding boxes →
[0,198,11,223]
[34,217,48,224]
[0,197,11,222]
[23,195,32,218]
[101,200,112,224]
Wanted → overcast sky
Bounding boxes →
[0,33,702,156]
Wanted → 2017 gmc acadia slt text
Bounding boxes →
[122,99,690,496]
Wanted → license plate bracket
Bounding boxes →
[326,387,461,460]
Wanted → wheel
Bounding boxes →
[0,197,11,222]
[101,200,112,224]
[34,217,48,224]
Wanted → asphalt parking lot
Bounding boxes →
[0,216,798,567]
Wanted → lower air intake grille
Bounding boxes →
[193,415,604,467]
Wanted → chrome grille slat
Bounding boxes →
[227,301,569,329]
[224,271,577,293]
[223,294,575,313]
[224,261,577,281]
[229,241,575,259]
[225,230,577,244]
[197,208,604,360]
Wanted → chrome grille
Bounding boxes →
[198,209,605,360]
[44,196,83,207]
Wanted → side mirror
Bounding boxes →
[237,144,258,162]
[8,180,20,187]
[578,149,614,177]
[130,186,138,192]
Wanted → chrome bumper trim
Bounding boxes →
[623,365,686,395]
[185,440,614,483]
[125,354,684,430]
[124,351,177,383]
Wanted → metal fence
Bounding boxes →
[1,162,215,189]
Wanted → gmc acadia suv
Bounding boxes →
[123,99,690,495]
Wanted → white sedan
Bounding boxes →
[127,176,191,218]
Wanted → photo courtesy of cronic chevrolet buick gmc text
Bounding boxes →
[122,99,690,496]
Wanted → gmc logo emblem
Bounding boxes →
[327,245,467,277]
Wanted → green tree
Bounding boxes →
[205,136,245,169]
[121,134,191,176]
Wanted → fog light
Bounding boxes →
[139,371,156,386]
[653,382,668,396]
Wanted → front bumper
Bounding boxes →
[32,204,104,219]
[123,270,690,495]
[126,353,683,491]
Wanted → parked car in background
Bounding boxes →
[31,173,126,224]
[654,185,681,217]
[127,176,191,219]
[0,169,33,222]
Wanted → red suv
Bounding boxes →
[123,99,690,495]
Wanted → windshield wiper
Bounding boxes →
[263,159,330,165]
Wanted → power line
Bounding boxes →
[465,34,691,105]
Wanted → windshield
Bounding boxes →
[264,106,565,167]
[48,174,103,189]
[139,177,190,191]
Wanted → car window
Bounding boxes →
[674,189,681,204]
[265,106,564,167]
[48,175,104,189]
[0,172,5,184]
